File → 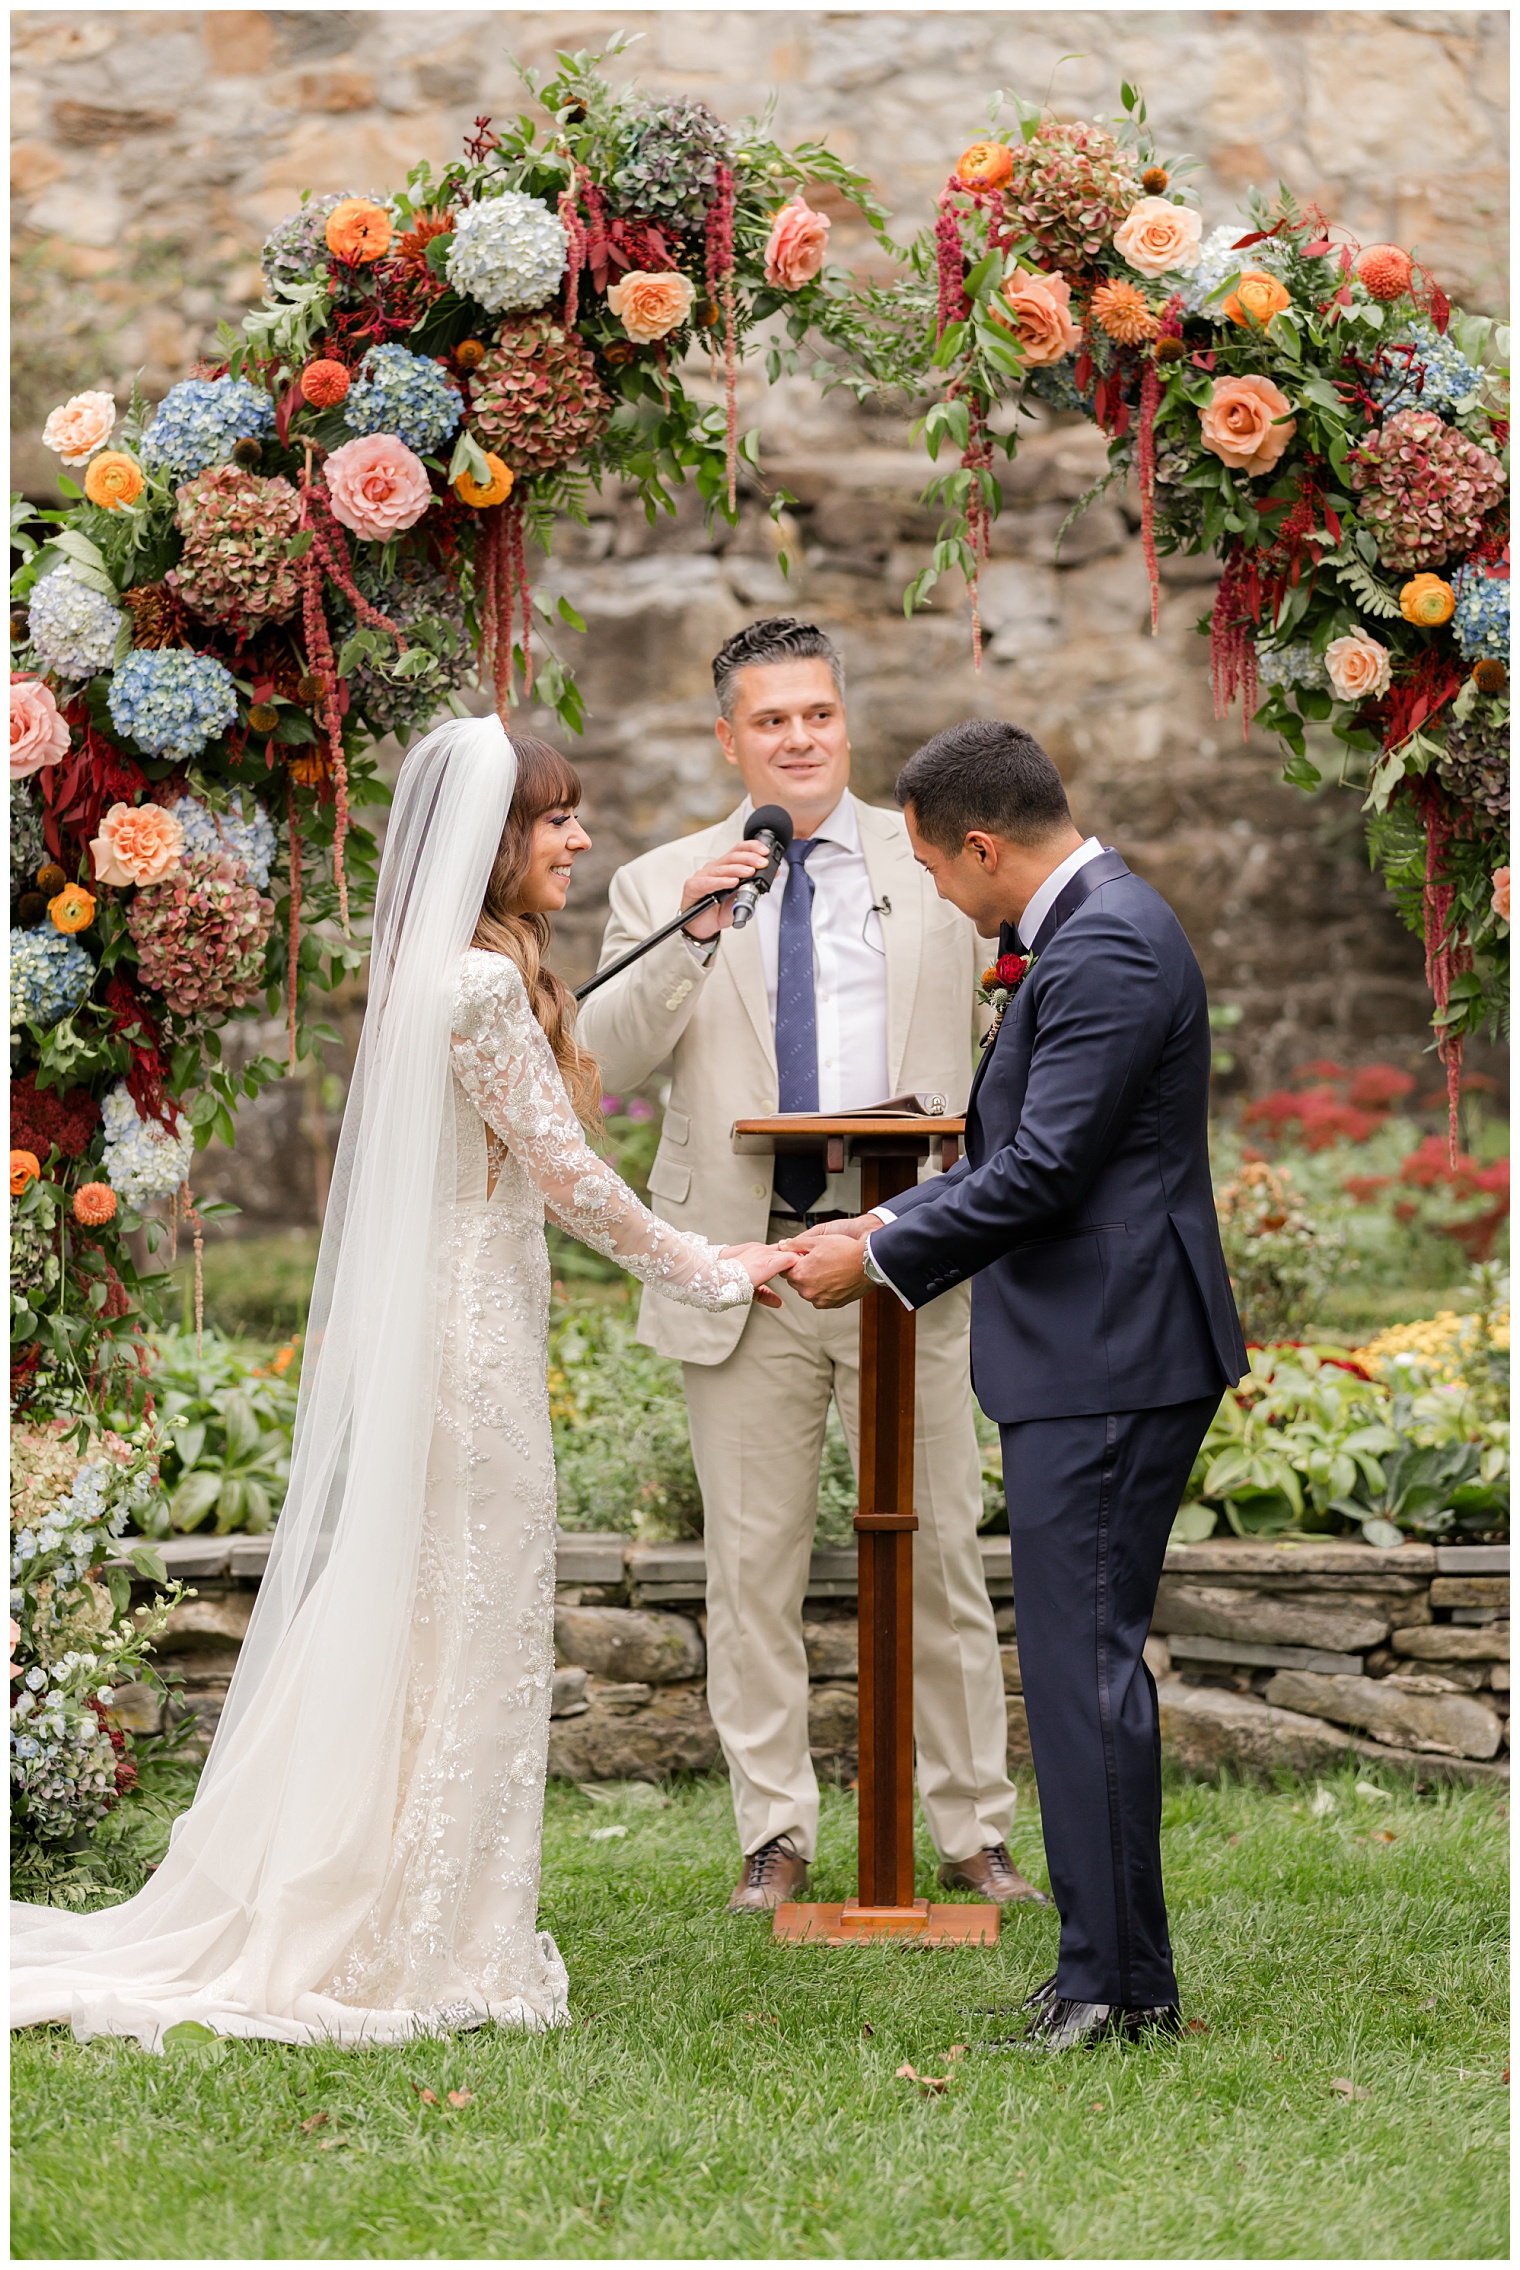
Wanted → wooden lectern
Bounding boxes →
[730,1113,998,1949]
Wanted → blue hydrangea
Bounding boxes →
[1180,224,1291,316]
[1451,566,1509,661]
[101,1082,194,1208]
[25,564,123,680]
[108,648,238,760]
[446,191,567,315]
[343,345,462,455]
[140,377,275,482]
[169,793,278,891]
[1254,639,1331,693]
[10,928,95,1031]
[1369,318,1484,417]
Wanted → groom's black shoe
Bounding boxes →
[1016,1994,1183,2053]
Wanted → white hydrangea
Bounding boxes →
[25,564,123,681]
[100,1082,195,1209]
[446,191,568,315]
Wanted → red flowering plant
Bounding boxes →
[977,949,1033,1010]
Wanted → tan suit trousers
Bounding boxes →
[683,1259,1015,1865]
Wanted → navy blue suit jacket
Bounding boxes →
[872,852,1248,1423]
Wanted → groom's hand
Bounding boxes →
[680,840,772,940]
[779,1212,884,1252]
[786,1232,871,1309]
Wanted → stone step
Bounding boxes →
[1167,1633,1364,1677]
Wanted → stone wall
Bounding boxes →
[12,10,1510,1231]
[125,1530,1508,1793]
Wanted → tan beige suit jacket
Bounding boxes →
[575,795,984,1363]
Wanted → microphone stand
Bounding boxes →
[572,889,729,1003]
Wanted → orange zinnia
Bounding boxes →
[11,1150,41,1197]
[84,451,145,510]
[48,883,96,934]
[325,198,392,264]
[1222,270,1291,327]
[72,1181,118,1227]
[454,452,513,509]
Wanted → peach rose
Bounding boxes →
[322,433,433,542]
[606,270,696,343]
[997,269,1080,366]
[1325,628,1393,705]
[1114,196,1203,279]
[11,675,71,780]
[1491,867,1510,924]
[1198,374,1296,478]
[90,800,185,888]
[763,198,832,290]
[41,389,116,467]
[1223,271,1291,327]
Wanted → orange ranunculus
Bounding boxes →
[1222,270,1291,327]
[72,1181,118,1227]
[11,1150,41,1197]
[957,140,1014,189]
[996,268,1079,365]
[454,452,514,508]
[325,198,392,264]
[607,270,696,343]
[1399,573,1456,627]
[1198,373,1296,478]
[83,451,145,510]
[48,884,96,934]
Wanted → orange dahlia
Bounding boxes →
[325,198,392,264]
[1356,244,1413,303]
[454,452,514,509]
[300,358,351,408]
[84,451,145,510]
[1091,279,1158,344]
[48,883,96,934]
[11,1150,41,1196]
[72,1181,117,1227]
[397,208,455,266]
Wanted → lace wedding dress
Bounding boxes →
[11,717,750,2051]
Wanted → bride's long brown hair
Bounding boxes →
[472,735,602,1130]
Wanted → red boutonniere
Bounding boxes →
[978,951,1034,1047]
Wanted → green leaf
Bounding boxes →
[126,1541,168,1583]
[1170,1501,1218,1543]
[447,428,494,488]
[287,530,314,560]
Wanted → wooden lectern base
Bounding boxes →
[772,1898,999,1947]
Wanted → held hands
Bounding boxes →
[680,840,772,941]
[778,1213,884,1309]
[719,1241,799,1310]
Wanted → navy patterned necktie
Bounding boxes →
[772,835,827,1220]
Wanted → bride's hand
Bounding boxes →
[720,1241,798,1309]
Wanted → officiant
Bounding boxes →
[576,617,1034,1914]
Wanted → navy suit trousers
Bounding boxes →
[1000,1396,1219,2007]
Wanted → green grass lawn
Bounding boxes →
[10,1766,1508,2260]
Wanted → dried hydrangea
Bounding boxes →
[1349,410,1505,572]
[25,564,123,682]
[261,191,356,292]
[611,95,734,227]
[140,377,275,483]
[330,555,472,739]
[169,793,278,892]
[169,466,302,633]
[10,779,47,892]
[446,191,568,316]
[100,1083,194,1208]
[468,314,611,475]
[10,928,94,1032]
[1437,712,1509,821]
[126,847,275,1018]
[1451,564,1509,660]
[108,647,238,760]
[1254,639,1331,693]
[11,1207,60,1306]
[1003,119,1141,275]
[1369,318,1484,418]
[343,344,462,455]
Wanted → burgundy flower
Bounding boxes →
[995,953,1030,987]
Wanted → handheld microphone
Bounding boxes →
[729,804,794,929]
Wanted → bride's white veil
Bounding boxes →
[11,713,520,2042]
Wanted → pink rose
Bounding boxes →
[11,675,71,780]
[90,801,184,888]
[1325,628,1393,704]
[997,269,1080,366]
[1492,867,1510,924]
[763,198,832,290]
[1198,374,1296,478]
[606,270,696,344]
[1113,197,1203,279]
[322,434,433,542]
[41,389,116,467]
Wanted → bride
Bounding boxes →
[12,715,794,2049]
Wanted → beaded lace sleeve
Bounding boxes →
[451,951,751,1313]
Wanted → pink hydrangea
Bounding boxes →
[126,847,275,1016]
[11,676,71,780]
[1349,409,1505,571]
[322,434,433,541]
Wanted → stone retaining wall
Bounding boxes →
[124,1531,1508,1790]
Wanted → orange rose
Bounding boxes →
[763,198,831,290]
[89,800,184,888]
[325,198,392,264]
[607,270,696,344]
[1325,628,1392,703]
[83,452,145,510]
[11,1150,41,1196]
[957,140,1014,190]
[1113,196,1203,278]
[1198,373,1296,478]
[996,269,1079,366]
[454,452,514,509]
[72,1181,118,1227]
[1222,270,1291,327]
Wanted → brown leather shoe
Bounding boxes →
[938,1843,1052,1905]
[726,1834,809,1913]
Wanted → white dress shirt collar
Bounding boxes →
[1016,836,1107,952]
[737,788,860,852]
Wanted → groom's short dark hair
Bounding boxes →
[896,719,1072,850]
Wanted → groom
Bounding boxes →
[788,717,1247,2052]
